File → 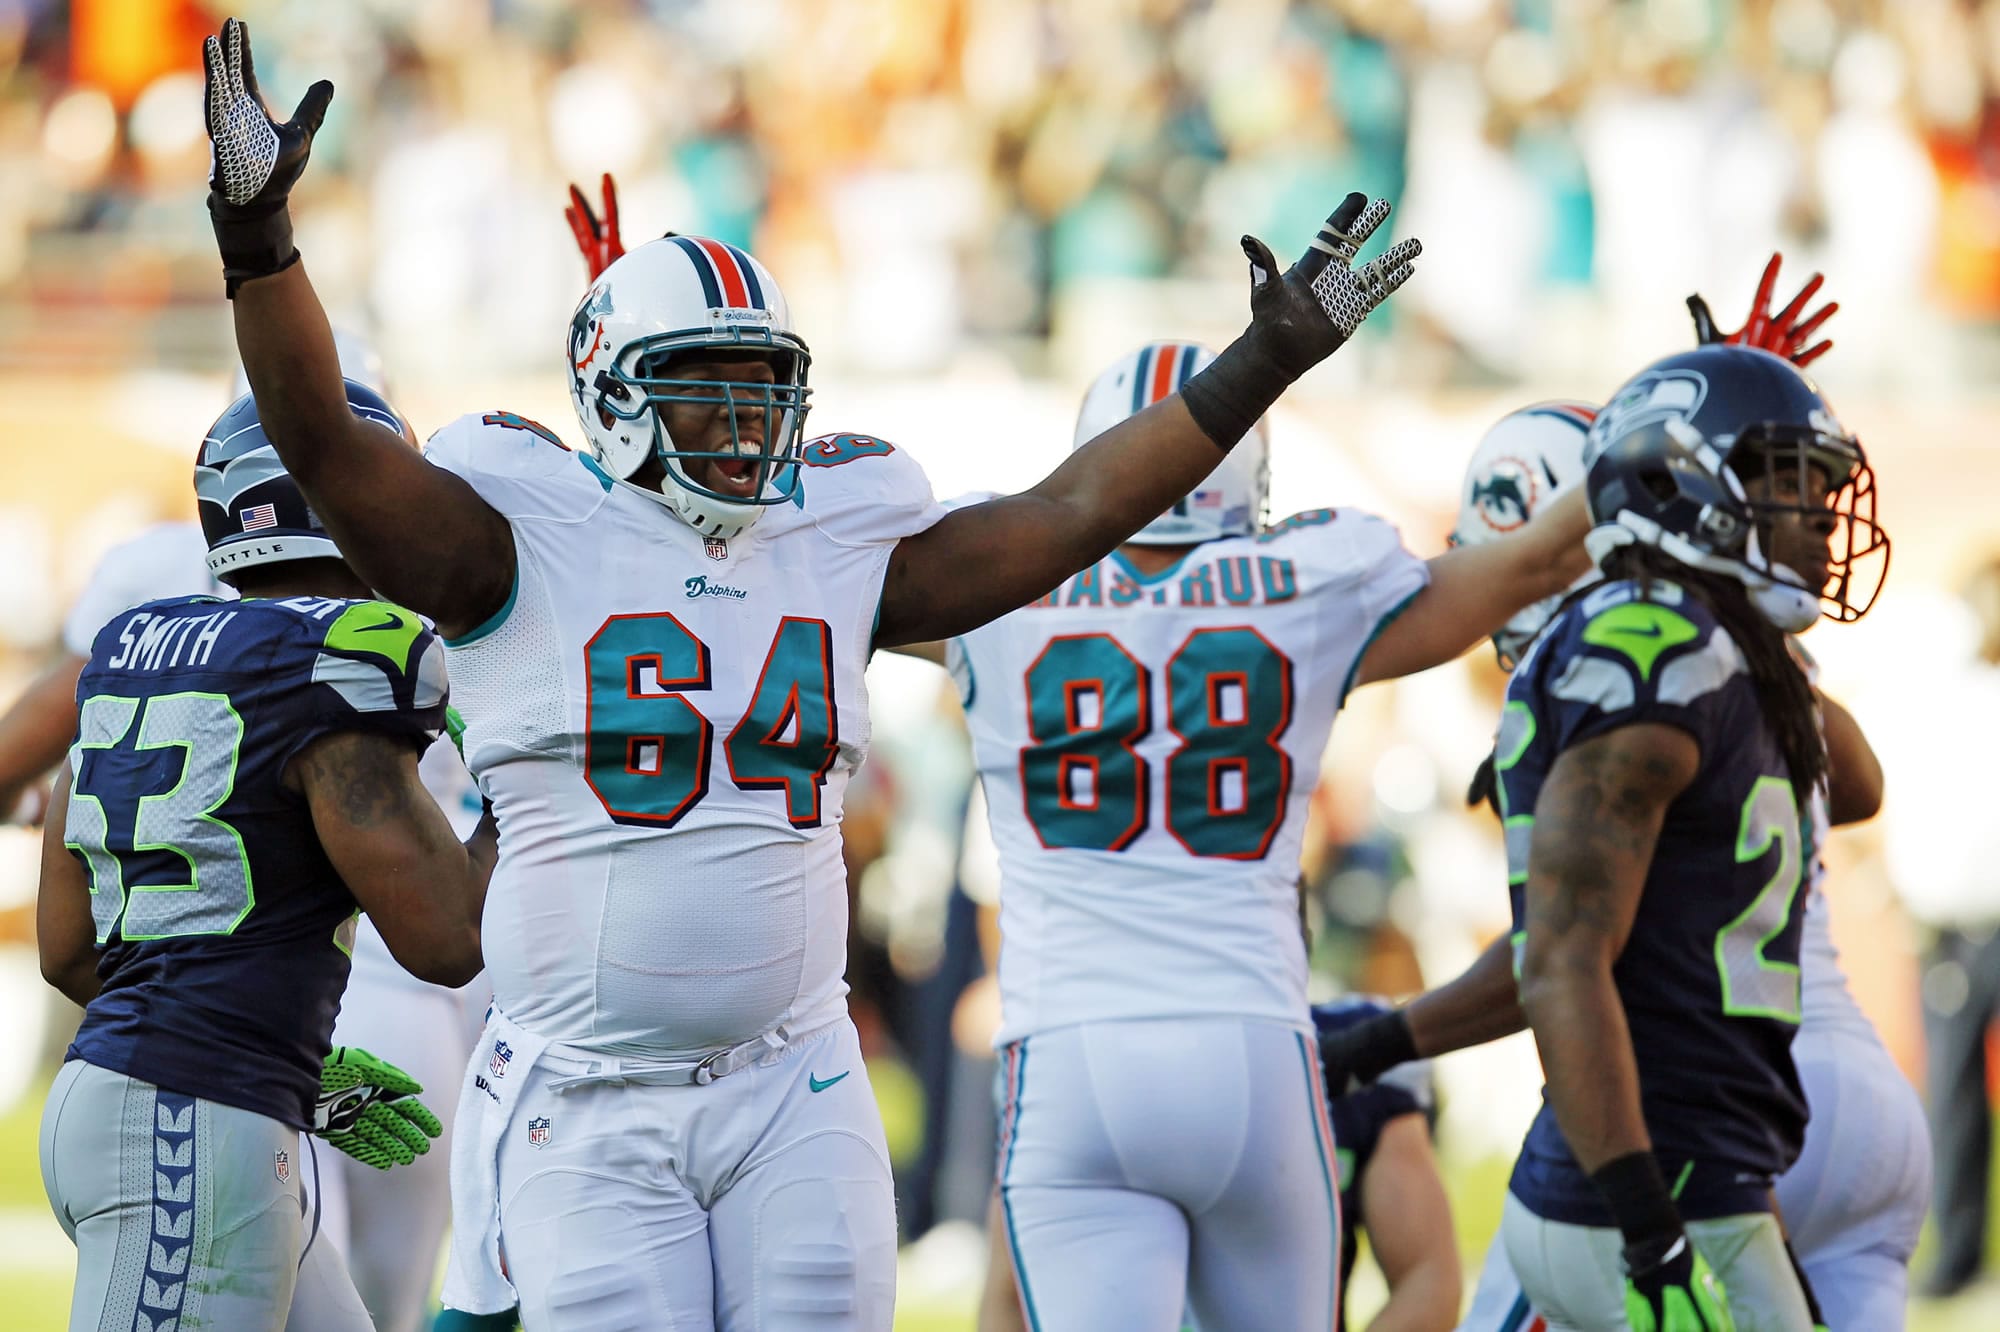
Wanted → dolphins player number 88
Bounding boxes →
[1020,627,1294,859]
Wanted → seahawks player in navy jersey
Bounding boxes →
[1476,346,1885,1332]
[36,383,498,1332]
[1312,1000,1459,1332]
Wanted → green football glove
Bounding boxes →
[313,1046,443,1170]
[1623,1235,1736,1332]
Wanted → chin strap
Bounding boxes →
[1588,516,1822,632]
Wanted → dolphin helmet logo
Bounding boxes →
[1468,456,1539,533]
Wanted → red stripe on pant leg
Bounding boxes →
[695,237,751,307]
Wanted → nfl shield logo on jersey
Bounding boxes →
[490,1039,513,1078]
[274,1149,290,1183]
[704,536,729,561]
[527,1116,552,1148]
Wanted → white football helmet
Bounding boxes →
[1073,341,1270,545]
[1453,400,1597,666]
[566,235,811,540]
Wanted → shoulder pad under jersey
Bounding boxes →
[795,432,945,548]
[1532,578,1740,716]
[424,411,609,522]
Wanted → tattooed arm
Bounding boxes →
[291,730,489,986]
[1517,722,1697,1172]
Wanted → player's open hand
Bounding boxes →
[202,16,331,291]
[313,1046,444,1170]
[566,173,627,281]
[1240,193,1420,377]
[1623,1235,1737,1332]
[1686,253,1836,369]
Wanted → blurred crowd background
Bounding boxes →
[6,0,2000,1326]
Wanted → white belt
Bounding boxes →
[542,1024,793,1093]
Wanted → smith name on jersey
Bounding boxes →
[950,507,1428,1044]
[1496,578,1812,1224]
[65,595,446,1129]
[423,413,944,1059]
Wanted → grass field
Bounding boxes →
[6,1069,2000,1330]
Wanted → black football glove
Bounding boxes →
[1181,192,1419,450]
[1242,192,1420,376]
[1316,1005,1417,1097]
[202,16,334,295]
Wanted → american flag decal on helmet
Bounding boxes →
[669,236,767,311]
[1129,342,1202,416]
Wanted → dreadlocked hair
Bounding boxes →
[1597,543,1825,803]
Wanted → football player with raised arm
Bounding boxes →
[1,335,496,1332]
[37,385,497,1332]
[938,335,1588,1332]
[198,18,1424,1328]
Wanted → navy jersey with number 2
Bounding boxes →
[63,594,446,1130]
[1497,578,1810,1225]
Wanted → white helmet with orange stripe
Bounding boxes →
[1073,341,1270,546]
[1453,400,1597,666]
[565,233,812,540]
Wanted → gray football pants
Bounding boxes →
[40,1058,372,1332]
[1500,1192,1813,1332]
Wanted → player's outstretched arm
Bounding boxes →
[293,729,488,987]
[875,193,1420,646]
[36,762,101,1006]
[0,653,84,821]
[202,18,513,639]
[1818,690,1882,826]
[1352,488,1592,690]
[1359,1116,1461,1332]
[1319,933,1524,1093]
[1520,723,1733,1332]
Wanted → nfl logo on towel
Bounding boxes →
[527,1116,552,1148]
[490,1040,513,1078]
[241,503,278,532]
[704,536,729,561]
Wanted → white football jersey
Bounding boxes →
[951,508,1429,1045]
[425,415,943,1058]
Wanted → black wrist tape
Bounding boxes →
[1180,331,1294,452]
[1589,1150,1684,1252]
[210,194,299,297]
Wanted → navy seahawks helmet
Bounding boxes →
[1582,345,1887,630]
[196,380,404,585]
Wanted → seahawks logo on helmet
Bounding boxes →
[1589,369,1709,464]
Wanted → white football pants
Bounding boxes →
[1774,1028,1931,1330]
[494,1017,895,1331]
[995,1017,1341,1332]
